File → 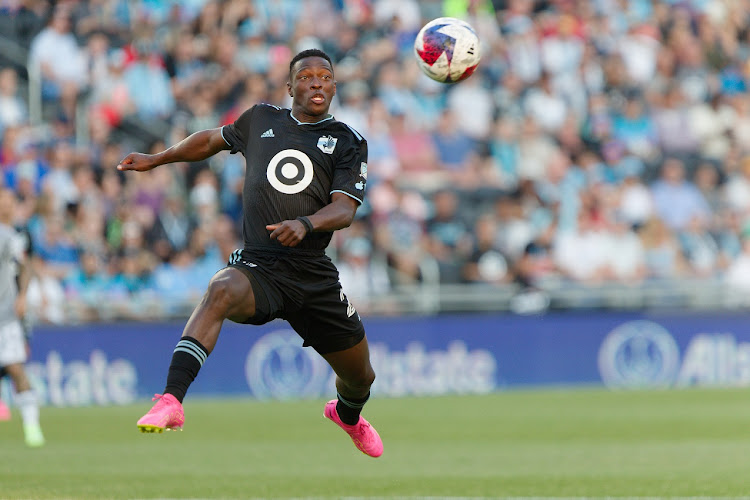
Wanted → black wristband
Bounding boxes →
[296,216,314,235]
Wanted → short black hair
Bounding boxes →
[288,49,333,80]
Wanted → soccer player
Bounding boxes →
[0,188,44,446]
[118,49,382,457]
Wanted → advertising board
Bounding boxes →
[14,312,750,406]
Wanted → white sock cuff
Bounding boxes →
[15,390,40,427]
[15,390,36,406]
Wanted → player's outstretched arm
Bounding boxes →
[117,128,230,172]
[266,193,359,247]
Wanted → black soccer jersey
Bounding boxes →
[221,104,368,253]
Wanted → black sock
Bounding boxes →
[336,392,370,425]
[164,336,209,403]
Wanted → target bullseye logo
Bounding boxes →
[267,149,314,194]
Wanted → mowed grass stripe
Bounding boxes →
[0,388,749,498]
[131,497,750,500]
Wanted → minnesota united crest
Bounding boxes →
[317,135,338,154]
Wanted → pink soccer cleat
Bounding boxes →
[324,399,383,457]
[137,393,185,433]
[0,398,10,421]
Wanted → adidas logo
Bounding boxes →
[261,129,274,138]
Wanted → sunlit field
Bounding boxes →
[2,388,750,499]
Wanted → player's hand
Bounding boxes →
[266,220,307,247]
[117,153,158,172]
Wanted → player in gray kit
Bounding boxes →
[118,49,382,457]
[0,188,44,446]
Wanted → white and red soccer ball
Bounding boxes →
[414,17,481,84]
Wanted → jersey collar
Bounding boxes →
[288,109,334,125]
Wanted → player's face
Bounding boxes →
[288,57,336,122]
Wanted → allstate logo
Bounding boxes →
[245,329,331,399]
[598,320,680,389]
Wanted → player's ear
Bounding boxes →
[287,81,292,97]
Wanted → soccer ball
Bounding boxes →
[413,17,481,83]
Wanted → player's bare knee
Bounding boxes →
[5,364,30,390]
[4,363,22,377]
[365,369,376,388]
[344,369,375,392]
[204,275,242,315]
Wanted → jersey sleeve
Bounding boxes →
[331,137,368,205]
[221,106,255,155]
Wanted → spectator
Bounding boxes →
[189,168,220,226]
[28,7,87,107]
[611,95,659,160]
[148,192,195,262]
[502,12,542,84]
[689,93,734,161]
[5,142,48,198]
[607,216,648,283]
[33,214,78,280]
[446,69,494,140]
[617,169,654,230]
[638,217,689,279]
[513,222,558,289]
[493,193,535,262]
[336,235,391,314]
[554,210,615,283]
[425,189,472,283]
[372,186,426,285]
[431,109,477,180]
[463,214,512,285]
[110,248,155,297]
[89,49,134,129]
[372,0,421,33]
[724,233,750,303]
[164,30,205,102]
[489,117,521,190]
[0,68,26,132]
[83,31,112,91]
[26,260,66,325]
[730,95,750,155]
[678,214,721,277]
[334,80,370,139]
[388,111,440,186]
[375,60,421,118]
[41,141,78,212]
[150,249,206,315]
[692,160,723,214]
[516,117,559,183]
[123,39,175,121]
[652,85,700,158]
[723,155,750,213]
[618,23,660,85]
[650,158,711,231]
[64,250,122,321]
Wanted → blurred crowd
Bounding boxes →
[1,0,750,323]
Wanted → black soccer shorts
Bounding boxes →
[227,248,365,355]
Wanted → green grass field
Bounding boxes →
[1,388,750,499]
